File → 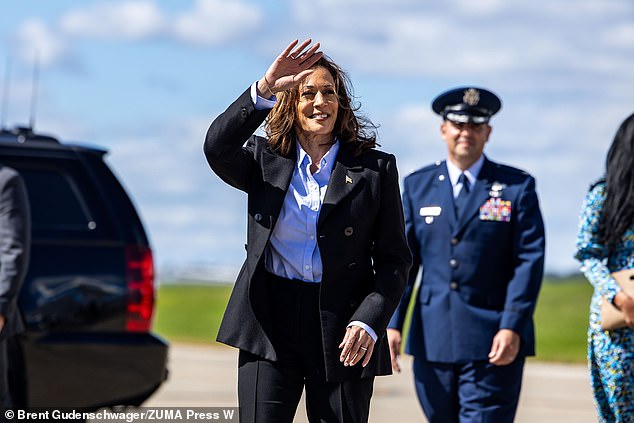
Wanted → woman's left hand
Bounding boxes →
[339,326,375,367]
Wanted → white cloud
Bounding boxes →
[172,0,263,46]
[603,23,634,48]
[11,0,264,68]
[287,0,634,80]
[14,18,69,66]
[59,0,166,40]
[58,0,263,46]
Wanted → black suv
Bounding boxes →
[0,127,168,409]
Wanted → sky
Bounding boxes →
[1,0,633,280]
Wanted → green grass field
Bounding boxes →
[533,275,593,363]
[153,275,594,364]
[153,283,233,344]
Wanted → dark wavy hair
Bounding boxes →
[264,55,377,157]
[598,112,634,251]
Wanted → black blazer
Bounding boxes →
[0,166,30,340]
[204,88,411,382]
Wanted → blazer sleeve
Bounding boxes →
[350,154,412,337]
[0,169,31,318]
[500,176,545,333]
[203,87,271,192]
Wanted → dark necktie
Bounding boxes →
[454,173,471,217]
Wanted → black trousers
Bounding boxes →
[0,340,12,419]
[237,273,374,423]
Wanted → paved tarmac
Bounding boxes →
[145,343,597,422]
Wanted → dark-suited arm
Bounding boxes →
[0,171,31,320]
[350,155,412,337]
[203,87,271,192]
[500,176,545,333]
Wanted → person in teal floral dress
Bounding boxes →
[575,113,634,423]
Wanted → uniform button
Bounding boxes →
[254,213,262,222]
[348,262,357,270]
[344,227,354,236]
[240,107,248,118]
[450,281,458,290]
[449,258,458,268]
[305,265,311,270]
[451,237,459,245]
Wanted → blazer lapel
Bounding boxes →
[261,148,295,224]
[318,147,364,229]
[454,158,496,235]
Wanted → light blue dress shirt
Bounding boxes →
[250,81,377,341]
[446,155,484,198]
[264,141,339,282]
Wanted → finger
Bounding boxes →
[297,43,321,63]
[280,39,300,58]
[490,344,515,365]
[305,41,321,56]
[349,332,374,367]
[361,343,375,367]
[343,338,363,366]
[292,69,316,85]
[391,356,401,373]
[299,50,323,69]
[342,329,366,365]
[290,39,312,57]
[488,334,502,357]
[339,329,353,361]
[389,342,401,372]
[489,353,503,365]
[349,341,369,367]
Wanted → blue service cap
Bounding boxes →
[432,87,501,124]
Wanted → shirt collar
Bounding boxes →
[296,139,340,174]
[446,155,484,187]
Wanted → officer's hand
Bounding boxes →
[0,315,4,332]
[387,328,402,373]
[488,329,520,366]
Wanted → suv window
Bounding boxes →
[3,157,116,241]
[22,168,95,232]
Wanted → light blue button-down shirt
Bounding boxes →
[264,141,339,282]
[250,81,377,341]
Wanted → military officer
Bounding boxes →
[388,87,546,423]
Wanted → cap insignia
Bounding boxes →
[463,88,480,106]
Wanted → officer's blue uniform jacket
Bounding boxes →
[389,156,545,363]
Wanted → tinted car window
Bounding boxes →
[4,157,116,241]
[22,168,94,231]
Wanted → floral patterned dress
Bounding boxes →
[575,182,634,423]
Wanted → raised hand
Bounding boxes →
[257,39,323,98]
